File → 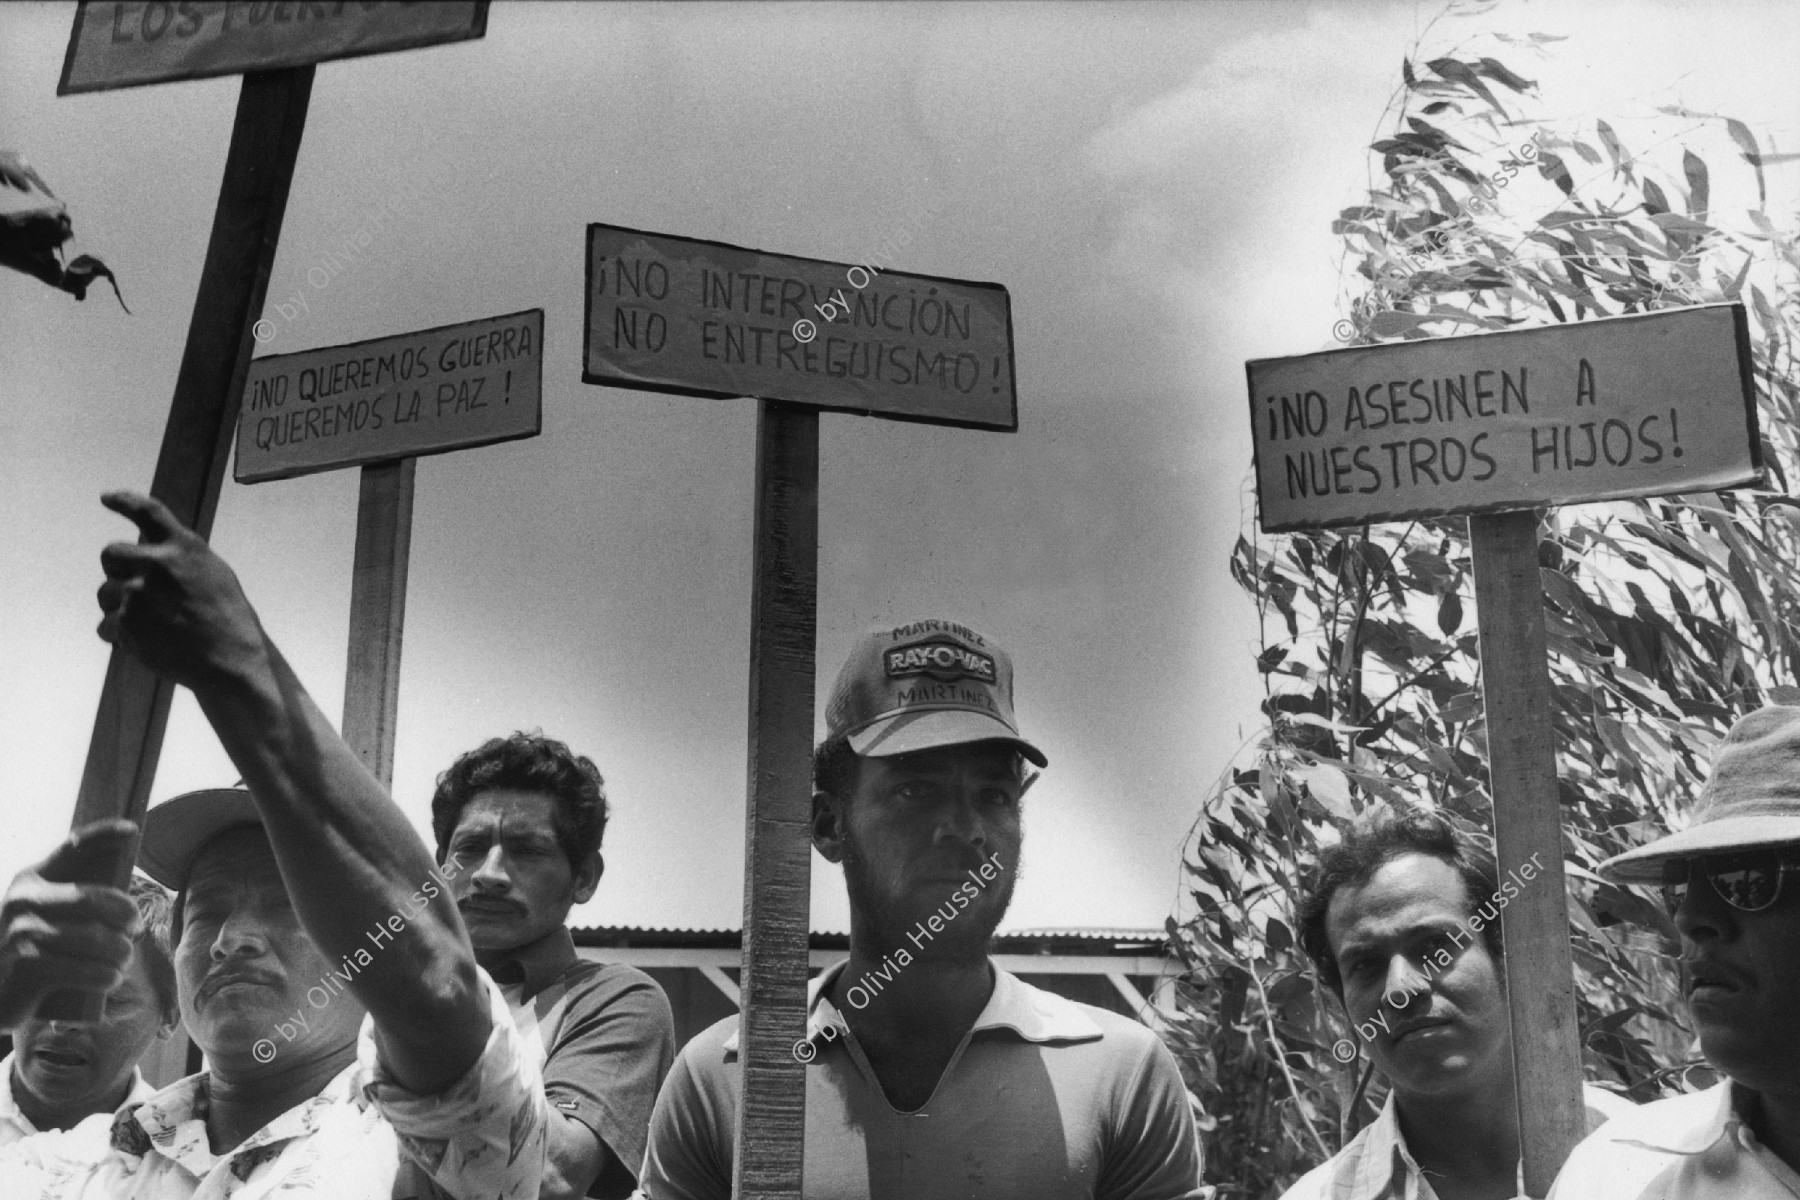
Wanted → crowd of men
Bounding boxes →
[0,490,1794,1199]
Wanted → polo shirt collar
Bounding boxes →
[481,924,577,996]
[726,959,1103,1055]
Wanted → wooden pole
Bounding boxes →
[734,400,818,1198]
[1469,509,1585,1196]
[342,458,416,787]
[43,66,314,1022]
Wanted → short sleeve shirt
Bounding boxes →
[489,927,675,1198]
[1548,1082,1800,1200]
[1279,1083,1636,1200]
[0,968,546,1200]
[638,960,1205,1200]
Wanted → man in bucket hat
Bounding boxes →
[1550,704,1800,1198]
[639,618,1204,1199]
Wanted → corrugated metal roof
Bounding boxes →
[572,924,1168,951]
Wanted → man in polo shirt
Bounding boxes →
[1284,808,1632,1200]
[639,618,1205,1199]
[0,872,175,1148]
[431,731,675,1198]
[1550,704,1800,1199]
[0,490,547,1198]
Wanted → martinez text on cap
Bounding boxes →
[825,618,1047,767]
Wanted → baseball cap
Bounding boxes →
[1603,705,1800,883]
[137,788,265,890]
[824,618,1046,767]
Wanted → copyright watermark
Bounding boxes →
[251,859,462,1064]
[790,188,950,345]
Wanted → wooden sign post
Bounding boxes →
[44,1,489,1021]
[234,310,544,780]
[583,223,1017,1196]
[1246,303,1759,1194]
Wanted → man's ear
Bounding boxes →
[573,851,604,904]
[812,790,847,863]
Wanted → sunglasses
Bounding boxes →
[1660,851,1800,918]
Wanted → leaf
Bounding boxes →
[1294,762,1355,819]
[1726,118,1766,207]
[1437,591,1464,635]
[1425,58,1504,113]
[1475,57,1536,93]
[1595,119,1626,172]
[1642,178,1669,216]
[1683,150,1709,222]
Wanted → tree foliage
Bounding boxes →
[1164,18,1800,1198]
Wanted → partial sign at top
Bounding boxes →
[58,1,488,95]
[1247,303,1759,533]
[583,224,1018,431]
[234,309,542,483]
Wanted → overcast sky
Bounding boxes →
[5,0,1799,937]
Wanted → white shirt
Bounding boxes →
[1279,1083,1636,1200]
[1549,1081,1800,1200]
[0,1053,156,1152]
[0,970,545,1199]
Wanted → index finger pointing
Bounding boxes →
[100,491,188,545]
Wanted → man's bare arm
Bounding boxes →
[96,490,486,1093]
[544,1113,612,1200]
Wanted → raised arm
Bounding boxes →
[95,490,485,1094]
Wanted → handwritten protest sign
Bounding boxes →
[59,0,487,95]
[234,309,542,482]
[583,224,1017,430]
[1247,303,1758,532]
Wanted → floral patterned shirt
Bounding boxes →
[0,970,545,1199]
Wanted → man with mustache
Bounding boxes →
[431,732,676,1198]
[0,872,176,1149]
[638,619,1205,1199]
[0,491,547,1198]
[1286,808,1632,1200]
[1551,705,1800,1198]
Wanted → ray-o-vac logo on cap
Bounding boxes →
[884,640,998,684]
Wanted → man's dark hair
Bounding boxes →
[1297,807,1502,996]
[813,732,861,799]
[431,731,609,872]
[128,875,179,1025]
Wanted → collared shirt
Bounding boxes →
[0,969,546,1199]
[0,1055,156,1151]
[487,926,675,1199]
[639,960,1206,1200]
[1548,1081,1800,1200]
[1280,1083,1635,1200]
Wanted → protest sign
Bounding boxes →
[1247,303,1758,532]
[584,223,1017,430]
[60,0,488,94]
[234,309,543,482]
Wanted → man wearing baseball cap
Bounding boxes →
[0,491,547,1199]
[1550,704,1800,1198]
[639,618,1204,1198]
